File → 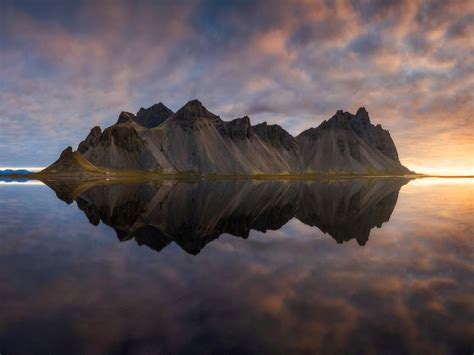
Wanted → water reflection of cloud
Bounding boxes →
[408,177,474,186]
[0,181,472,353]
[0,180,44,185]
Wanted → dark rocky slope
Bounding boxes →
[296,108,405,173]
[44,100,411,175]
[115,102,174,128]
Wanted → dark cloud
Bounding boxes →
[347,30,384,55]
[445,13,474,40]
[354,0,404,20]
[415,0,451,30]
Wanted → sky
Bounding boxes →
[0,0,472,174]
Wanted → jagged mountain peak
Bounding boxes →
[183,99,203,107]
[253,121,297,151]
[115,104,174,128]
[320,107,374,130]
[77,126,102,154]
[42,146,103,176]
[135,102,174,128]
[222,116,253,139]
[137,102,169,112]
[116,111,136,125]
[319,109,354,129]
[356,106,369,118]
[169,99,221,129]
[228,116,251,127]
[60,146,73,158]
[175,99,216,118]
[354,107,371,127]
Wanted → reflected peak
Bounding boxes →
[42,178,409,254]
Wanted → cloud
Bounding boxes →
[0,0,472,173]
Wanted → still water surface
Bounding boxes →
[0,178,472,354]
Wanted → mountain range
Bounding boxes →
[41,100,411,176]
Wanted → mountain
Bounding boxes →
[43,178,409,254]
[40,146,106,177]
[42,100,411,176]
[296,108,405,173]
[0,169,31,175]
[116,102,174,128]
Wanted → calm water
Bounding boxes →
[0,178,472,354]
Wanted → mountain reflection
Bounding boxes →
[43,178,409,254]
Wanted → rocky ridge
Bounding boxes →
[44,99,411,176]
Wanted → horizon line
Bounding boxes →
[0,168,472,179]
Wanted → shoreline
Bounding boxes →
[0,171,472,181]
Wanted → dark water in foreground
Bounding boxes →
[0,178,472,355]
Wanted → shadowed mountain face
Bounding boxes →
[44,178,409,254]
[45,100,411,176]
[296,108,404,173]
[115,103,174,128]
